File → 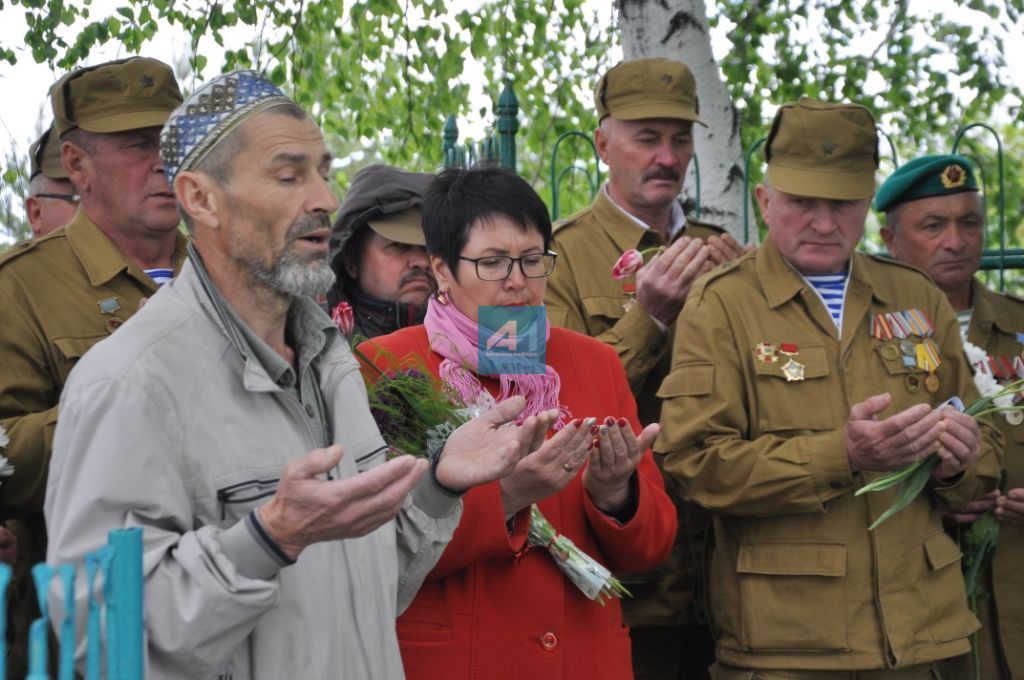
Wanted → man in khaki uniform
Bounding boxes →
[546,57,746,679]
[0,57,185,676]
[878,154,1024,680]
[658,98,1002,679]
[25,124,79,238]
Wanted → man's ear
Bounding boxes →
[25,197,43,237]
[61,141,90,194]
[594,122,610,164]
[175,170,221,229]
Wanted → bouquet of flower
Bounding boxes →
[354,346,630,604]
[527,506,630,605]
[856,378,1024,531]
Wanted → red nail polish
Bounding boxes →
[572,418,583,428]
[604,416,614,426]
[617,417,628,427]
[591,437,599,449]
[590,424,599,435]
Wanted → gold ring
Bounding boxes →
[562,462,576,472]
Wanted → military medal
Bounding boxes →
[97,297,121,315]
[905,374,922,393]
[924,374,940,393]
[621,283,636,313]
[1006,410,1024,426]
[754,342,779,364]
[782,358,805,382]
[880,343,900,361]
[779,342,798,356]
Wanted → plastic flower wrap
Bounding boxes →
[856,380,1024,530]
[527,506,630,605]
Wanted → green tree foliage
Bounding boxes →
[0,0,615,222]
[701,0,1023,251]
[1,0,1021,252]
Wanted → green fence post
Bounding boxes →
[496,82,519,172]
[952,123,1006,290]
[742,138,767,244]
[549,131,601,220]
[443,115,460,168]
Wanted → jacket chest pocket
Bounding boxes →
[213,466,285,523]
[581,295,627,336]
[735,542,850,652]
[53,334,108,384]
[751,344,834,432]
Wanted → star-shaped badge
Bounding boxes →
[661,74,673,85]
[139,74,154,87]
[940,164,966,189]
[821,140,837,156]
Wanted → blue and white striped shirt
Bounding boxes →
[804,272,849,332]
[144,268,174,287]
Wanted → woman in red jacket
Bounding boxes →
[358,166,677,680]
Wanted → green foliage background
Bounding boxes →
[1,0,1021,284]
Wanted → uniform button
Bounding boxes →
[650,344,661,356]
[305,403,315,417]
[539,632,558,651]
[829,480,844,490]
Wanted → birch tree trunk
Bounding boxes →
[617,0,756,243]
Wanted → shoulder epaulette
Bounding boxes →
[684,215,727,235]
[863,251,933,279]
[552,205,594,235]
[0,238,40,268]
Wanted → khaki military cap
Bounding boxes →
[368,209,426,246]
[594,58,707,126]
[52,57,183,137]
[29,125,68,180]
[765,97,879,200]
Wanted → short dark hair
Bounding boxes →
[422,165,552,277]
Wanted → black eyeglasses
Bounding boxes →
[458,251,558,281]
[33,192,79,204]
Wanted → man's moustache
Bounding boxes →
[643,168,681,182]
[400,270,434,287]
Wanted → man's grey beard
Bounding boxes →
[253,247,336,299]
[245,215,336,299]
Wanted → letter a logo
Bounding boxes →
[486,320,518,351]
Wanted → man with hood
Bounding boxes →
[327,164,435,339]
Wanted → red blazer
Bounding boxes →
[358,325,677,680]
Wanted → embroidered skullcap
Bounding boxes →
[160,70,293,189]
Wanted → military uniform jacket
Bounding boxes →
[966,280,1024,679]
[657,237,1002,670]
[546,189,725,628]
[0,211,187,516]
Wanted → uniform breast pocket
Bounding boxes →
[53,334,107,383]
[581,295,626,336]
[213,465,286,524]
[752,344,834,433]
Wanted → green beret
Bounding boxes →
[873,154,979,212]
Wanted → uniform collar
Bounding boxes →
[591,188,670,253]
[755,237,890,309]
[601,184,687,240]
[65,209,189,289]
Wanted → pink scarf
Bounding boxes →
[424,297,571,429]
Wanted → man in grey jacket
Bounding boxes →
[327,164,435,339]
[45,70,550,678]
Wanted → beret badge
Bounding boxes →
[940,164,967,189]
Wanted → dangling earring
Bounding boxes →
[436,290,449,305]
